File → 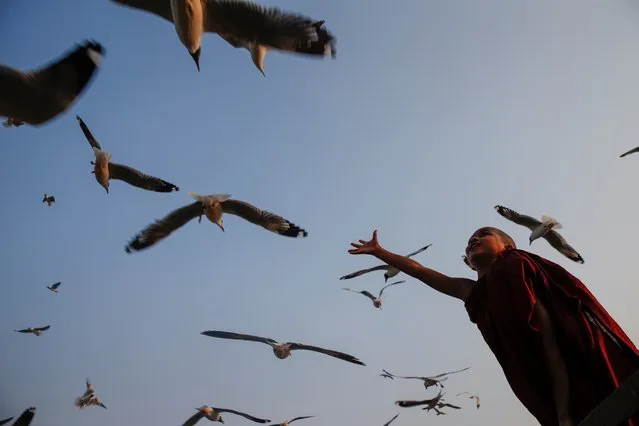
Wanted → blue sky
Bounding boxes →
[2,0,639,425]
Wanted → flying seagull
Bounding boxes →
[46,282,61,293]
[342,280,406,309]
[1,40,104,128]
[494,205,585,264]
[396,390,461,414]
[110,0,336,73]
[125,193,307,253]
[42,194,55,206]
[268,416,315,426]
[380,366,470,390]
[620,146,639,158]
[382,414,399,426]
[456,392,480,409]
[340,244,431,282]
[74,378,107,409]
[14,325,50,336]
[3,407,36,426]
[182,405,270,425]
[201,330,365,366]
[76,116,179,194]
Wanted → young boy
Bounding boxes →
[349,228,639,426]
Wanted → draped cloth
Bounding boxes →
[464,249,639,425]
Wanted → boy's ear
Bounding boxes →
[462,255,477,271]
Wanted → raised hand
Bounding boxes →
[348,230,382,255]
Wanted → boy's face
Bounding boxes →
[465,227,510,268]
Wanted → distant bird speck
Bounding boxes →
[42,194,55,206]
[46,282,61,293]
[342,280,406,309]
[14,325,50,336]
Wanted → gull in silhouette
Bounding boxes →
[494,205,585,264]
[1,407,36,426]
[342,280,406,309]
[456,392,480,409]
[382,414,399,426]
[201,330,365,366]
[381,366,470,390]
[395,390,461,415]
[125,193,307,252]
[0,418,12,425]
[620,146,639,158]
[46,282,61,293]
[1,40,104,128]
[14,325,50,336]
[340,244,431,282]
[268,416,315,426]
[110,0,336,73]
[42,194,55,206]
[182,405,270,425]
[76,116,179,194]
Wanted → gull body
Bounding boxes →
[528,215,562,245]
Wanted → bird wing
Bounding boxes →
[287,416,315,423]
[75,116,102,151]
[494,205,541,231]
[206,0,335,56]
[431,366,470,378]
[288,342,365,366]
[383,414,399,426]
[542,230,585,264]
[620,146,639,158]
[181,411,205,426]
[50,282,61,290]
[220,199,307,237]
[0,418,12,425]
[405,243,432,258]
[338,265,388,280]
[201,330,278,346]
[4,41,104,126]
[395,399,428,408]
[437,402,461,409]
[14,329,30,333]
[110,0,174,23]
[125,202,203,253]
[214,408,270,423]
[378,280,406,298]
[217,32,251,49]
[342,288,376,302]
[34,325,50,332]
[108,162,179,193]
[11,407,36,426]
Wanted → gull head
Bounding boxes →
[383,273,390,282]
[190,47,201,72]
[373,299,382,309]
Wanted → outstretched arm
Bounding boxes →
[349,230,475,301]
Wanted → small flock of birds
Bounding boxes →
[4,0,639,425]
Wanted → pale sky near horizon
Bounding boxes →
[2,1,639,425]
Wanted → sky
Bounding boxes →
[2,0,639,425]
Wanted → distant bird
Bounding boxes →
[74,378,107,410]
[456,392,480,409]
[380,366,470,390]
[2,407,36,426]
[46,282,61,293]
[125,193,307,253]
[109,0,336,74]
[342,280,406,309]
[182,405,270,425]
[396,390,460,414]
[201,330,365,366]
[620,146,639,158]
[494,205,585,264]
[340,244,431,282]
[0,40,104,128]
[382,414,399,426]
[76,116,179,194]
[268,416,315,426]
[42,194,55,206]
[14,325,50,336]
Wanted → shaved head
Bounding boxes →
[473,227,516,249]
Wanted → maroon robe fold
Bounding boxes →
[465,249,639,425]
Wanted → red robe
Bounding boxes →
[464,249,639,425]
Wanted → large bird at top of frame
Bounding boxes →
[76,116,179,194]
[109,0,336,75]
[201,330,365,366]
[0,40,104,128]
[125,193,307,252]
[494,205,585,264]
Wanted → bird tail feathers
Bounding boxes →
[540,215,562,230]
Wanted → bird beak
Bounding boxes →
[217,223,225,232]
[190,48,201,72]
[105,187,109,194]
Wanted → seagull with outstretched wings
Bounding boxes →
[125,193,307,253]
[342,280,406,309]
[14,325,50,336]
[340,244,431,282]
[183,405,270,425]
[268,415,315,426]
[46,282,61,293]
[201,330,365,366]
[110,0,336,74]
[381,366,470,390]
[1,41,104,128]
[457,392,480,409]
[76,116,179,194]
[494,205,585,264]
